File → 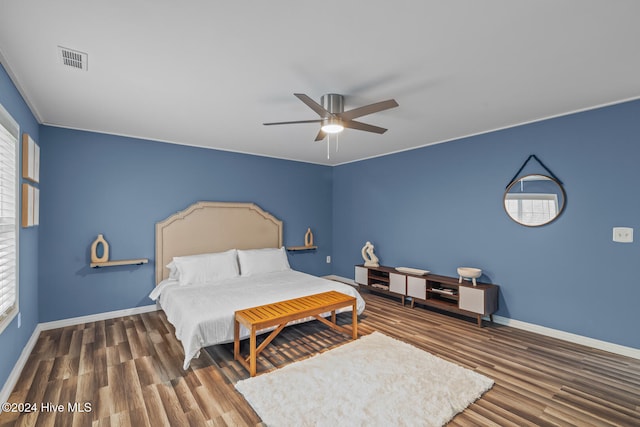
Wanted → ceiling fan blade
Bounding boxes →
[263,119,323,126]
[314,129,327,141]
[294,93,332,118]
[339,99,398,121]
[342,120,388,134]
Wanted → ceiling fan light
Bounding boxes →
[321,123,344,133]
[321,117,344,134]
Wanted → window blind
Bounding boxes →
[0,105,18,331]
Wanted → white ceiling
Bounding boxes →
[1,1,639,166]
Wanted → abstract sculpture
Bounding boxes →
[361,241,379,267]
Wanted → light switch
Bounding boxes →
[613,227,633,243]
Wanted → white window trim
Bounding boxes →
[0,102,19,334]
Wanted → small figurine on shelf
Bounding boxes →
[91,234,110,263]
[304,227,314,247]
[361,241,379,267]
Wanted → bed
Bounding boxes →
[150,201,366,369]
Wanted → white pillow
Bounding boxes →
[172,249,239,286]
[166,261,180,280]
[166,253,216,280]
[238,247,290,277]
[167,251,223,280]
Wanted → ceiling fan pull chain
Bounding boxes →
[327,134,330,159]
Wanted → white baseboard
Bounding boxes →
[331,274,639,360]
[1,304,159,405]
[39,304,158,331]
[492,315,640,359]
[0,324,41,406]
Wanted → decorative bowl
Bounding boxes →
[457,267,482,286]
[396,267,430,276]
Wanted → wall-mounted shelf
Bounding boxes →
[286,246,318,251]
[91,258,149,268]
[286,228,317,251]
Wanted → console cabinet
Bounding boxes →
[354,265,499,327]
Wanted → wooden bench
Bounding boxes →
[234,291,358,377]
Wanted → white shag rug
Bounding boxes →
[234,331,493,427]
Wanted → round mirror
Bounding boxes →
[504,174,565,227]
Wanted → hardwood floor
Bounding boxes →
[1,291,639,426]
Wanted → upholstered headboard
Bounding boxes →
[155,201,283,284]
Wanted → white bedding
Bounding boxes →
[149,269,366,369]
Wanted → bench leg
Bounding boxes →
[234,318,240,361]
[352,302,358,340]
[249,327,257,377]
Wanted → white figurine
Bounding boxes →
[361,241,379,267]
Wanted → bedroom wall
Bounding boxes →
[38,127,333,322]
[0,64,40,390]
[332,98,640,350]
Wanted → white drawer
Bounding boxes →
[389,273,406,295]
[354,266,368,285]
[459,286,485,314]
[406,276,427,299]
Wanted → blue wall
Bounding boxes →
[333,99,640,349]
[38,127,333,322]
[0,65,40,390]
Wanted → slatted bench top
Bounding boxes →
[234,290,358,376]
[235,290,356,330]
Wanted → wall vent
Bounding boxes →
[58,46,88,71]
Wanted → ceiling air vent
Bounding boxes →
[58,46,88,71]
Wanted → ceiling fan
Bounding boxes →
[263,93,399,141]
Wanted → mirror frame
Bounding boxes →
[503,174,566,227]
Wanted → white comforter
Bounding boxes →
[149,270,366,369]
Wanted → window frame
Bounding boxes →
[0,102,20,334]
[504,192,559,226]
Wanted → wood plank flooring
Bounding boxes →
[1,291,639,426]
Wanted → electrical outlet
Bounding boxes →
[613,227,633,243]
[326,256,331,264]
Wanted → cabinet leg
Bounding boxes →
[477,315,482,327]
